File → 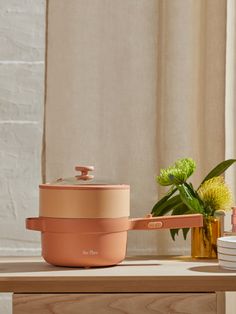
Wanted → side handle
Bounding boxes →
[26,217,44,231]
[129,214,203,230]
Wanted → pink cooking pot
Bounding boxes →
[26,166,203,267]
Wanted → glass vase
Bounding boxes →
[191,216,221,259]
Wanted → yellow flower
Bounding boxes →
[198,176,233,213]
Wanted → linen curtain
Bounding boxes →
[225,0,236,229]
[44,0,235,255]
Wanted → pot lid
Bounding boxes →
[40,166,129,190]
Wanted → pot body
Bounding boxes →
[27,217,130,267]
[41,231,128,267]
[37,180,130,267]
[26,214,203,267]
[26,167,203,267]
[39,185,130,218]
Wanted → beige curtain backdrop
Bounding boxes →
[44,0,235,255]
[225,0,236,230]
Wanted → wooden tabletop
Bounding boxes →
[0,256,236,293]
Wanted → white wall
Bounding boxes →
[0,0,45,312]
[0,0,45,255]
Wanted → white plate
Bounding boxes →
[218,246,236,255]
[218,259,236,270]
[218,252,236,262]
[217,236,236,249]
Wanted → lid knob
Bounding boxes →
[75,166,94,181]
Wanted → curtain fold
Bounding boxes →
[45,0,233,254]
[157,0,226,183]
[225,0,236,230]
[155,0,227,252]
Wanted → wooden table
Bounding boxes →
[0,256,235,313]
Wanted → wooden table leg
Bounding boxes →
[216,292,225,314]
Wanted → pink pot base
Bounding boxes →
[42,231,127,267]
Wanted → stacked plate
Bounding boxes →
[217,236,236,270]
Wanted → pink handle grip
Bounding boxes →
[129,214,203,230]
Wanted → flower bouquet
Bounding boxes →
[151,158,236,258]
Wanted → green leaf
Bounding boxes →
[151,187,177,215]
[170,204,191,240]
[170,228,179,241]
[200,159,236,185]
[184,182,204,207]
[169,227,190,241]
[182,228,190,240]
[177,184,204,214]
[172,203,190,215]
[151,194,182,217]
[188,182,194,190]
[184,182,196,195]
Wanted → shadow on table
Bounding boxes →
[118,263,161,266]
[0,260,163,273]
[126,255,218,263]
[0,262,86,273]
[0,256,222,273]
[189,265,236,273]
[0,262,122,273]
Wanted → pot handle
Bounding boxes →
[129,214,203,230]
[75,165,94,180]
[26,217,44,231]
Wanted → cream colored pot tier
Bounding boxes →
[39,166,130,218]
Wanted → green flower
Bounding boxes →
[157,158,196,186]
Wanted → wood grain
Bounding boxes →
[13,293,217,314]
